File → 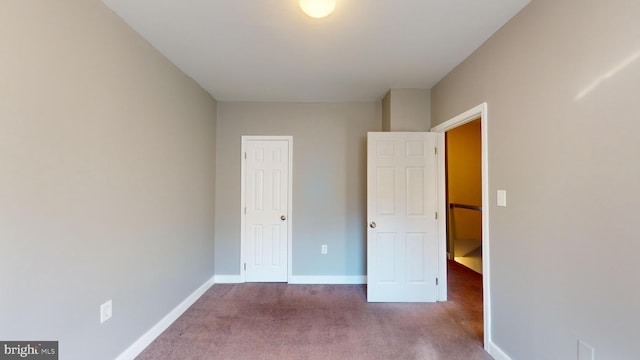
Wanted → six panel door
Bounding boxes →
[367,132,439,302]
[244,139,289,282]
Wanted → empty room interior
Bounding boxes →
[2,1,639,359]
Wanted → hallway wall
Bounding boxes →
[0,2,218,359]
[447,119,482,242]
[215,102,381,278]
[432,0,640,358]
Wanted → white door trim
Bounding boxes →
[240,136,293,283]
[431,102,490,351]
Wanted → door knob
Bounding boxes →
[281,215,286,221]
[369,222,376,229]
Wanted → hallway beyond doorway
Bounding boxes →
[446,119,482,274]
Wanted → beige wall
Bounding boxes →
[446,119,482,242]
[382,91,391,131]
[432,0,640,358]
[0,1,217,359]
[215,102,381,277]
[383,88,431,131]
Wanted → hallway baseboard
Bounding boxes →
[115,275,215,360]
[213,274,367,284]
[488,341,513,360]
[288,275,367,284]
[214,274,242,283]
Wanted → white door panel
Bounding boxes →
[367,132,440,302]
[243,138,290,282]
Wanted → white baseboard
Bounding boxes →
[115,276,215,360]
[214,274,243,283]
[214,274,367,284]
[288,275,367,284]
[487,340,512,360]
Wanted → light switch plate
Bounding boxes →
[100,300,112,324]
[497,190,507,207]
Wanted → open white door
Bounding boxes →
[367,132,440,302]
[242,136,292,282]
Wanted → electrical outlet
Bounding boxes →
[100,300,112,324]
[321,244,328,254]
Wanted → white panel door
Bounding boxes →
[244,139,290,282]
[367,132,440,302]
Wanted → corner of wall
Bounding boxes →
[382,90,391,131]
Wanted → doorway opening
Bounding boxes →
[445,118,484,344]
[432,103,490,350]
[446,119,482,273]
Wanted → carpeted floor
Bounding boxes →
[136,261,488,359]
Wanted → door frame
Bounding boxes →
[431,103,490,350]
[240,135,293,283]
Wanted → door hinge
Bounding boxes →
[436,278,439,286]
[435,212,438,220]
[244,152,247,159]
[244,207,246,214]
[244,263,246,271]
[434,147,438,155]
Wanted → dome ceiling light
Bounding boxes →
[299,0,336,19]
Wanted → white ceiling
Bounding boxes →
[102,0,531,102]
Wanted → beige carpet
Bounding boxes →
[137,262,488,359]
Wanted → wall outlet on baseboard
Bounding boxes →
[100,299,112,324]
[321,244,328,254]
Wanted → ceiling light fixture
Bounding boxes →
[299,0,336,19]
